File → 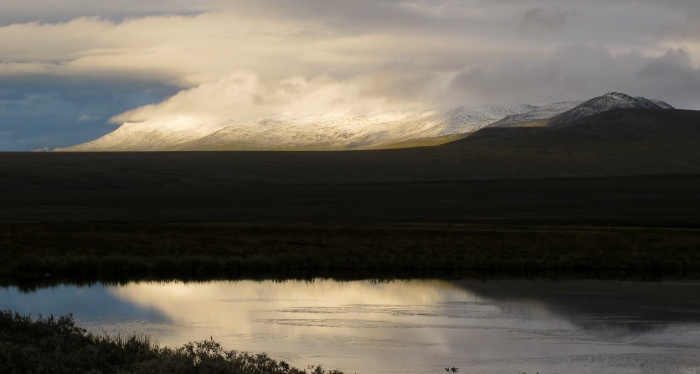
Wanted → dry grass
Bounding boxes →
[2,222,699,283]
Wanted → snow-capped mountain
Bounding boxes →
[59,93,675,151]
[487,101,582,128]
[548,92,674,127]
[60,104,535,151]
[62,118,226,151]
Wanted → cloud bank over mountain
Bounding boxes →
[1,0,699,149]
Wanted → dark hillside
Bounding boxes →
[447,109,700,147]
[1,109,699,225]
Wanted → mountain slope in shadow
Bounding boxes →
[455,109,699,143]
[440,109,700,176]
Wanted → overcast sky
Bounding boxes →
[1,0,699,150]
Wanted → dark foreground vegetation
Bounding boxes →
[2,149,700,284]
[0,311,343,374]
[2,222,700,285]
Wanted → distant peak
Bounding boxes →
[603,92,631,98]
[597,92,641,103]
[548,92,674,126]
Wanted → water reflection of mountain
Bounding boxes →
[454,280,700,336]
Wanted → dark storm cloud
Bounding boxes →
[520,7,568,36]
[634,49,700,106]
[224,0,531,40]
[671,15,700,40]
[449,44,700,108]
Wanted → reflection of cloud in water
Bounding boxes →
[111,279,464,304]
[106,280,557,371]
[109,280,501,372]
[108,279,488,340]
[5,279,699,373]
[106,279,700,374]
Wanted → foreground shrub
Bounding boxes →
[0,311,343,374]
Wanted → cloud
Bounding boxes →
[78,114,99,122]
[634,49,700,105]
[674,15,700,40]
[520,7,568,36]
[115,43,700,127]
[0,0,217,24]
[449,44,700,108]
[1,1,694,91]
[0,0,700,150]
[112,71,432,124]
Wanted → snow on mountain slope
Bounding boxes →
[487,101,582,128]
[59,93,676,151]
[190,105,535,150]
[181,111,432,150]
[62,118,225,151]
[650,99,674,109]
[441,105,536,134]
[60,104,534,151]
[549,92,674,126]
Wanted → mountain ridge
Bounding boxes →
[487,101,582,128]
[58,92,676,152]
[60,105,536,151]
[548,92,673,127]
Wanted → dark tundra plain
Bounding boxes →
[2,109,700,282]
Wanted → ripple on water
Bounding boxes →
[457,353,700,374]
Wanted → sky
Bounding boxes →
[1,0,699,150]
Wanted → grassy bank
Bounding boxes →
[0,311,342,374]
[2,222,700,283]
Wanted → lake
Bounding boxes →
[2,279,700,374]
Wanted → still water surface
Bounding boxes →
[2,279,700,374]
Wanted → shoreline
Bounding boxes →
[2,221,699,285]
[0,311,345,374]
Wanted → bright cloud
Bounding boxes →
[0,0,699,149]
[111,70,449,124]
